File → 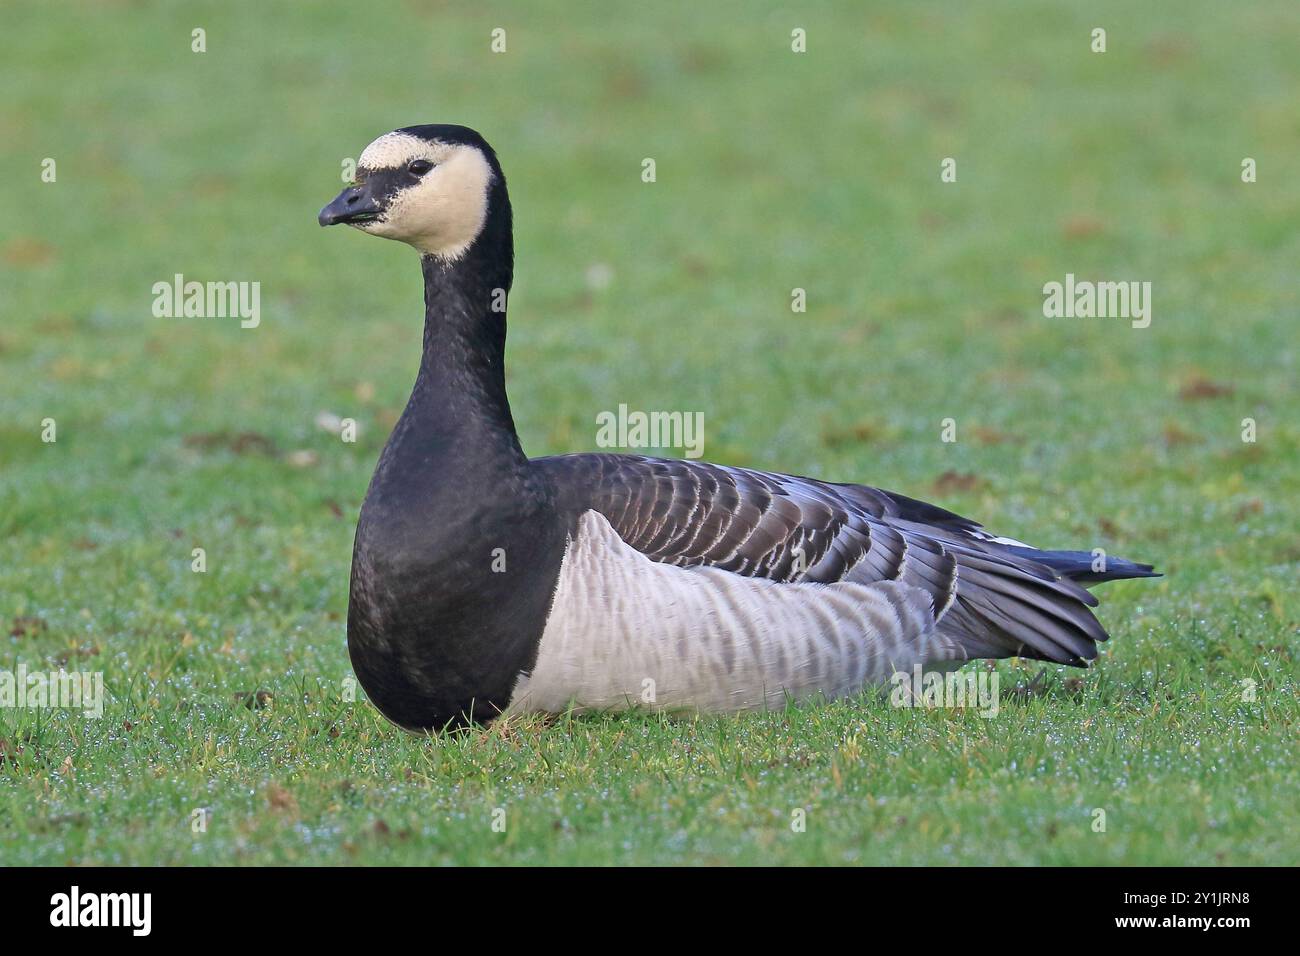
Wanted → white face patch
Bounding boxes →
[354,132,494,260]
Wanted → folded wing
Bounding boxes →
[537,453,1154,667]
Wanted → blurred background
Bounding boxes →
[0,1,1296,864]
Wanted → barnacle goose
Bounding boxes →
[319,124,1158,732]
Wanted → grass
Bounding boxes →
[1,0,1297,865]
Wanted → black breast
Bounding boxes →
[347,461,568,731]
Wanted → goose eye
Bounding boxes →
[408,159,434,177]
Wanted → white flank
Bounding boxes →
[507,511,955,715]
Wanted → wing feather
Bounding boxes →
[536,453,1121,666]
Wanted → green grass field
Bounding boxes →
[2,1,1297,865]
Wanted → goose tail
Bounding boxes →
[1000,546,1161,587]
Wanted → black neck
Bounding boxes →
[412,250,520,453]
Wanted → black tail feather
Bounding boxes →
[1002,547,1161,586]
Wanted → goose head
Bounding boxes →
[319,124,508,263]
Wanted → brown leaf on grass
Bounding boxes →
[266,784,298,815]
[183,431,279,456]
[52,644,100,666]
[918,210,948,232]
[1178,375,1234,400]
[234,689,274,710]
[679,44,726,76]
[2,237,58,267]
[1162,422,1201,446]
[971,426,1021,446]
[0,738,22,765]
[821,419,887,449]
[1097,517,1123,537]
[930,470,987,496]
[38,312,76,334]
[1061,215,1106,240]
[605,63,648,100]
[680,254,712,279]
[1144,33,1194,66]
[325,500,343,519]
[9,616,47,638]
[1234,499,1263,521]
